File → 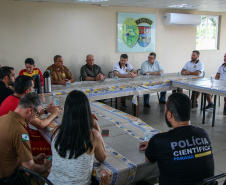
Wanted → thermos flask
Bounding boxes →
[43,70,51,93]
[33,74,42,94]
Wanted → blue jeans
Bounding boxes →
[143,91,166,104]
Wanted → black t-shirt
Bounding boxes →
[0,81,13,105]
[145,125,214,185]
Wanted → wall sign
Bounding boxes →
[117,12,156,53]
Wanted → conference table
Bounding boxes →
[40,96,160,185]
[49,73,196,117]
[39,73,203,184]
[39,73,226,184]
[172,77,226,126]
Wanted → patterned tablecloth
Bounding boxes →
[47,73,198,100]
[38,73,203,184]
[39,100,160,185]
[172,77,226,97]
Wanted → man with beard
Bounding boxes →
[181,50,204,108]
[139,93,214,185]
[0,66,16,105]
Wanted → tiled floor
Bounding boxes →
[105,91,226,184]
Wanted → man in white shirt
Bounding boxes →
[113,54,137,78]
[205,53,226,114]
[181,50,204,108]
[140,52,166,107]
[113,54,137,108]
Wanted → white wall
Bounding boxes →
[0,0,226,80]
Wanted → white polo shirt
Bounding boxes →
[217,64,226,81]
[182,60,204,77]
[113,62,134,75]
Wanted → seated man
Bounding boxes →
[141,52,167,107]
[46,55,75,85]
[139,93,214,185]
[0,75,61,155]
[0,92,51,183]
[205,53,226,114]
[0,66,15,105]
[19,58,44,86]
[80,54,105,81]
[181,50,204,108]
[113,54,137,78]
[113,54,137,108]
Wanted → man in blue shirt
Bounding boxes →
[141,52,166,107]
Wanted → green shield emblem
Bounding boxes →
[120,18,139,48]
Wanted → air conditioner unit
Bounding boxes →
[164,13,201,26]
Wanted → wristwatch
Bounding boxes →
[44,108,48,114]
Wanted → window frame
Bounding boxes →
[196,15,219,51]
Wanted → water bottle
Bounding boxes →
[144,131,150,141]
[115,76,118,82]
[210,75,214,85]
[43,70,51,93]
[144,131,152,141]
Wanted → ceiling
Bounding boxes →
[15,0,226,13]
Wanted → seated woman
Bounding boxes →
[48,90,107,185]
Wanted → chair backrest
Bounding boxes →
[79,76,82,81]
[108,71,113,78]
[196,173,226,185]
[17,166,54,185]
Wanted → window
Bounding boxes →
[196,15,219,50]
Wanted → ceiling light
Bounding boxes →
[168,4,199,8]
[77,0,109,2]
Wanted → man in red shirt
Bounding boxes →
[19,58,44,86]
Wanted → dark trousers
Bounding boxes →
[144,91,166,104]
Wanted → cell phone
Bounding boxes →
[47,155,52,161]
[101,129,110,137]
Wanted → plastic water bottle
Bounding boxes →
[66,81,70,87]
[144,131,153,141]
[115,76,118,82]
[144,131,150,141]
[210,75,214,85]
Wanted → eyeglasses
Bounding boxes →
[33,107,40,117]
[148,57,155,59]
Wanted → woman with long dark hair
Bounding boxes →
[48,90,106,184]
